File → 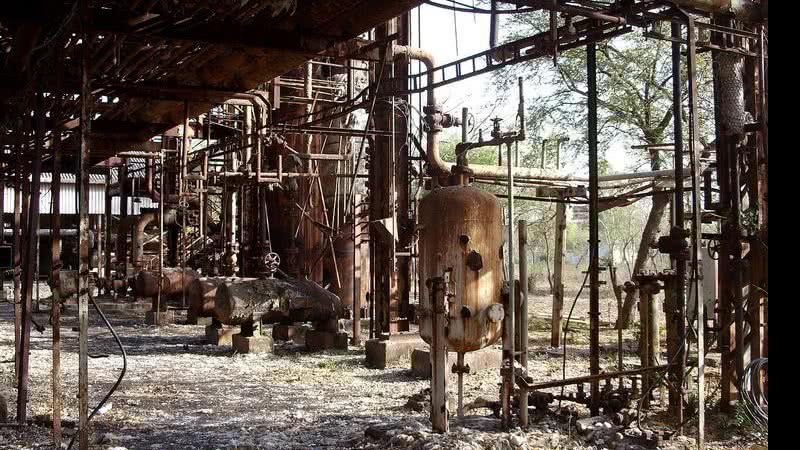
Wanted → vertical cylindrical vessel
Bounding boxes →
[418,182,505,353]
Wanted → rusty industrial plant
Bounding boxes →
[0,1,767,449]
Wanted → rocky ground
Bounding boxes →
[0,284,766,449]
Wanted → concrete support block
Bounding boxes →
[205,325,240,346]
[411,347,502,378]
[232,334,273,354]
[306,331,349,352]
[186,314,213,326]
[365,333,425,369]
[145,310,175,325]
[273,324,301,341]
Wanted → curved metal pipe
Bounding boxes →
[394,45,568,182]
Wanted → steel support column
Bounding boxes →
[50,53,64,446]
[586,42,601,416]
[17,88,45,424]
[77,3,92,446]
[670,21,687,427]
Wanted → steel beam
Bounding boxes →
[586,42,601,417]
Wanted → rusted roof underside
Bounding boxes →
[0,0,421,163]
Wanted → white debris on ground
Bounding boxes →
[0,291,766,450]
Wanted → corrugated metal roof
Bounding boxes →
[2,175,156,215]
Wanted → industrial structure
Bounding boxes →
[0,1,767,449]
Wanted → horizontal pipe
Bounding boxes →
[520,364,672,391]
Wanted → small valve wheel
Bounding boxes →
[263,252,281,277]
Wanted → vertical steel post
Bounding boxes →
[12,124,21,382]
[17,88,45,424]
[670,21,687,428]
[551,192,566,347]
[518,220,529,427]
[78,4,92,446]
[51,54,64,446]
[587,42,601,416]
[429,275,449,433]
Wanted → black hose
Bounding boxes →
[66,295,127,450]
[739,358,768,427]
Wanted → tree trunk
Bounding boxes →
[616,192,670,329]
[215,277,343,325]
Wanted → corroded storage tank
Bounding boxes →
[134,267,199,298]
[188,277,232,318]
[418,182,505,353]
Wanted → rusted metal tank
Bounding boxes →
[134,267,200,298]
[187,277,231,318]
[214,277,343,325]
[418,182,505,353]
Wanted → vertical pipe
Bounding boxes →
[181,101,189,307]
[77,8,92,447]
[686,18,705,449]
[501,142,515,429]
[670,21,686,428]
[156,139,164,325]
[429,275,448,433]
[119,160,128,279]
[17,88,45,424]
[353,195,362,345]
[461,107,468,143]
[551,193,566,347]
[489,0,499,48]
[456,352,464,420]
[518,220,529,427]
[104,171,112,294]
[587,42,601,416]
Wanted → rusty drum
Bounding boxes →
[418,183,505,353]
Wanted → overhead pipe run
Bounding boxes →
[671,0,764,22]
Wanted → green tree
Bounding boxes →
[492,13,713,328]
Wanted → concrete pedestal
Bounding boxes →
[411,347,502,378]
[187,314,213,326]
[232,334,273,354]
[205,325,239,346]
[145,310,175,325]
[306,331,349,352]
[365,333,426,369]
[273,324,300,341]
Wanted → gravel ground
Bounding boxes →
[0,285,766,450]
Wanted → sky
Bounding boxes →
[409,3,630,174]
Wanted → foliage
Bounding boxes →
[491,11,715,171]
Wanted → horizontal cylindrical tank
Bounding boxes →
[187,277,236,318]
[418,183,505,353]
[214,277,343,325]
[134,267,199,298]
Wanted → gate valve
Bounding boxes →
[652,226,690,257]
[451,362,471,375]
[423,105,461,132]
